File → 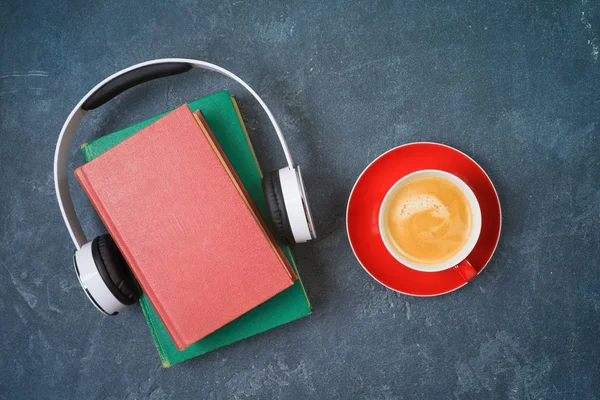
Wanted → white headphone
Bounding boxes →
[54,58,316,315]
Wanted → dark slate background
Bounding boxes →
[1,0,599,399]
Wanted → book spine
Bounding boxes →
[74,167,186,350]
[230,97,263,179]
[81,143,93,162]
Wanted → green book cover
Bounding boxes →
[81,90,311,367]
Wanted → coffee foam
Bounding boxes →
[388,194,450,222]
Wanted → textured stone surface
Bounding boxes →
[1,0,599,399]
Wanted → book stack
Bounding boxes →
[79,91,311,367]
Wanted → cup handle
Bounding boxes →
[454,259,478,282]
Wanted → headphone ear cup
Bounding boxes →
[93,234,141,305]
[262,170,295,244]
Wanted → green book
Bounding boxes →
[81,90,311,367]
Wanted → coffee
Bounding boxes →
[381,174,472,265]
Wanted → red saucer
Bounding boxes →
[347,143,502,296]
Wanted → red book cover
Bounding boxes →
[75,105,296,350]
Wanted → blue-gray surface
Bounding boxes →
[1,0,599,399]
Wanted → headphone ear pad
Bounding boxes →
[262,170,295,244]
[93,234,141,305]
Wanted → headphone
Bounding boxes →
[54,59,316,315]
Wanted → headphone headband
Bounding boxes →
[54,59,295,250]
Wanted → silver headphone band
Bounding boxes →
[54,58,295,250]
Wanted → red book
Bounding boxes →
[75,105,296,350]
